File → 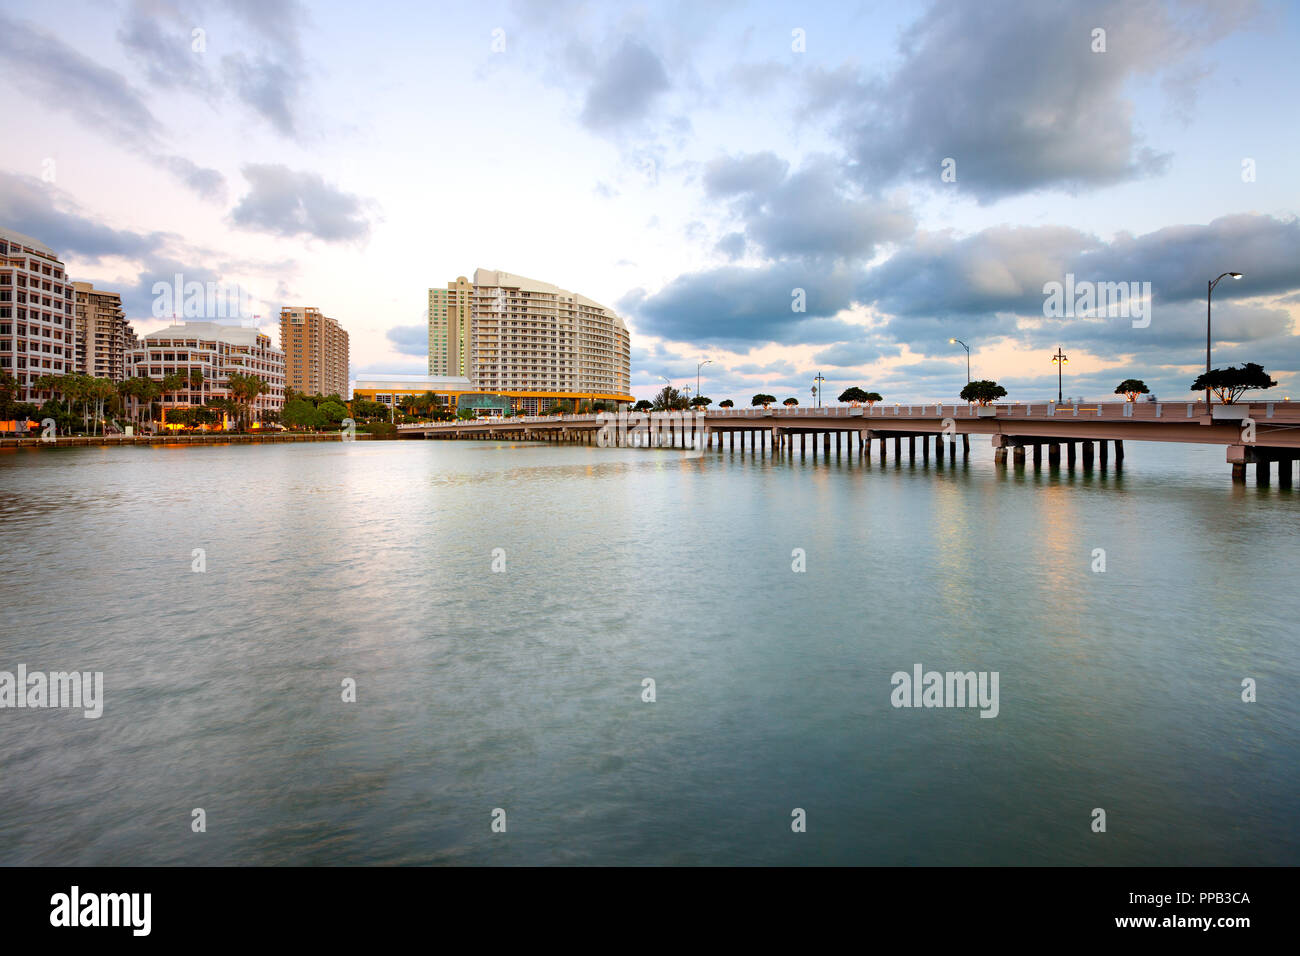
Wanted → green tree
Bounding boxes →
[718,399,734,408]
[838,386,870,406]
[1190,363,1278,404]
[689,395,711,408]
[633,399,654,412]
[1114,379,1150,402]
[751,394,776,408]
[652,386,687,411]
[318,400,349,426]
[282,398,323,429]
[783,397,798,406]
[226,372,269,429]
[960,380,1007,406]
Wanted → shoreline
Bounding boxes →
[0,432,388,448]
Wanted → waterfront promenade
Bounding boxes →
[398,400,1300,484]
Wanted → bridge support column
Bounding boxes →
[934,435,943,462]
[824,432,831,457]
[880,436,888,461]
[893,435,901,459]
[1048,443,1060,466]
[1279,459,1293,489]
[1099,440,1108,466]
[1033,443,1042,466]
[1082,441,1094,468]
[962,434,970,457]
[1013,445,1026,467]
[1067,442,1076,467]
[1232,462,1247,482]
[1114,439,1124,462]
[921,434,929,462]
[1258,459,1271,486]
[909,436,916,461]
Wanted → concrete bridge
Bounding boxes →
[397,400,1300,484]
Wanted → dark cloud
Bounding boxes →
[620,263,864,349]
[804,0,1257,201]
[705,153,914,262]
[0,172,167,261]
[229,164,372,242]
[221,53,301,137]
[386,325,427,357]
[714,232,746,260]
[579,38,670,130]
[813,341,902,368]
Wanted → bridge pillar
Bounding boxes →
[893,435,901,459]
[1033,443,1042,466]
[921,434,929,461]
[1067,441,1076,467]
[1048,443,1060,466]
[824,432,831,457]
[993,445,1007,464]
[1258,459,1271,486]
[934,435,943,461]
[880,436,888,461]
[1082,441,1094,467]
[1114,439,1124,462]
[1013,445,1026,467]
[909,435,916,461]
[1099,440,1108,466]
[1279,459,1293,489]
[962,434,970,456]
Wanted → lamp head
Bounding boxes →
[1230,272,1242,279]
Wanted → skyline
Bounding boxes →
[1,0,1298,405]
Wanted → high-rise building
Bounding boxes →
[428,277,471,377]
[417,269,631,415]
[0,226,76,402]
[72,282,136,381]
[126,321,285,422]
[279,306,349,398]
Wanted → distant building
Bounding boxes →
[127,321,285,422]
[422,268,632,415]
[428,277,472,378]
[72,282,136,381]
[279,306,349,398]
[0,226,75,402]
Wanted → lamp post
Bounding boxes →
[813,371,826,408]
[697,359,711,402]
[1206,272,1243,405]
[949,338,971,384]
[1051,347,1068,404]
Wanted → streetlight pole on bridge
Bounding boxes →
[1051,347,1068,404]
[1206,271,1243,405]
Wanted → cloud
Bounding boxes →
[0,13,225,200]
[813,341,902,368]
[386,325,427,357]
[579,38,670,130]
[0,171,167,261]
[621,263,867,350]
[804,0,1259,201]
[229,164,372,242]
[117,0,311,137]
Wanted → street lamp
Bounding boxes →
[697,359,711,401]
[813,371,826,408]
[949,338,971,385]
[1051,347,1068,404]
[1206,272,1243,405]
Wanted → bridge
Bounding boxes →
[397,400,1300,484]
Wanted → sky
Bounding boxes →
[2,0,1298,405]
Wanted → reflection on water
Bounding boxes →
[0,438,1296,865]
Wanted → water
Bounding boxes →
[1,438,1296,865]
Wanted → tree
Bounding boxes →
[689,395,711,408]
[960,380,1007,406]
[718,399,734,408]
[282,398,323,429]
[652,385,687,411]
[350,399,390,421]
[1114,379,1150,402]
[226,372,269,429]
[751,394,776,408]
[318,400,350,426]
[633,399,654,412]
[1190,363,1278,404]
[783,397,798,406]
[838,387,869,406]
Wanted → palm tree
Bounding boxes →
[226,372,269,429]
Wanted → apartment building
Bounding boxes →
[428,276,472,377]
[279,306,349,398]
[0,226,75,402]
[126,321,286,422]
[73,282,136,381]
[424,269,632,415]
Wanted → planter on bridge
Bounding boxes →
[976,406,998,417]
[1211,405,1250,421]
